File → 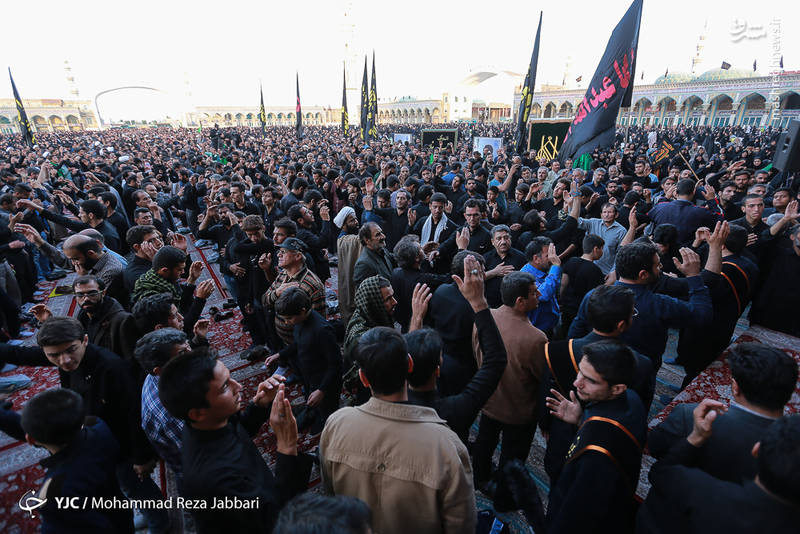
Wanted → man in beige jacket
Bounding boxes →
[320,326,476,534]
[472,271,547,487]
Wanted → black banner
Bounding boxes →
[259,84,267,136]
[651,139,677,165]
[342,63,349,135]
[295,72,303,138]
[529,121,570,160]
[368,52,378,141]
[421,129,458,149]
[360,57,369,142]
[8,68,35,147]
[514,11,542,155]
[559,0,642,161]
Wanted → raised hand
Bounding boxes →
[706,221,730,250]
[192,318,210,339]
[545,388,582,425]
[687,398,728,447]
[269,384,298,455]
[30,303,53,323]
[188,261,204,283]
[673,247,701,277]
[455,227,470,250]
[193,279,215,299]
[253,375,287,407]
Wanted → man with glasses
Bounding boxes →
[0,317,169,533]
[30,275,138,362]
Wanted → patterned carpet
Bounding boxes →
[2,234,799,533]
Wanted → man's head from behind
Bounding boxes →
[132,292,184,332]
[675,179,696,198]
[405,328,443,389]
[355,327,411,397]
[587,285,636,336]
[274,493,372,534]
[158,350,241,427]
[21,388,85,449]
[275,287,311,327]
[574,340,635,403]
[728,343,798,414]
[615,241,661,285]
[755,415,800,505]
[134,328,190,376]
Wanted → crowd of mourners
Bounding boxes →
[0,119,799,534]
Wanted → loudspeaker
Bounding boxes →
[773,119,800,172]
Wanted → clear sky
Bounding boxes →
[2,0,796,120]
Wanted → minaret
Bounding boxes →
[690,21,708,75]
[340,1,361,127]
[64,60,79,100]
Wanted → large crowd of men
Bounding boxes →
[0,119,799,533]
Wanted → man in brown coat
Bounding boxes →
[472,271,547,487]
[320,326,476,534]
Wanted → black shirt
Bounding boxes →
[483,248,526,308]
[561,257,605,313]
[391,266,451,332]
[181,403,312,534]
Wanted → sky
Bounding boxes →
[2,0,797,121]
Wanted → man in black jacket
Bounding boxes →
[638,408,800,534]
[437,199,493,267]
[353,222,396,289]
[0,317,168,532]
[158,352,312,534]
[406,254,506,444]
[18,197,122,252]
[648,342,797,483]
[288,203,332,282]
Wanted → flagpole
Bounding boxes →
[678,152,700,181]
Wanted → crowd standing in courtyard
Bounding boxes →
[1,120,799,533]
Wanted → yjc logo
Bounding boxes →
[18,490,47,518]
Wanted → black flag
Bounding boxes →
[342,63,349,135]
[295,72,303,138]
[721,61,731,70]
[780,55,784,69]
[559,0,642,161]
[259,84,267,136]
[368,51,378,142]
[753,59,757,72]
[650,139,677,165]
[360,57,369,142]
[8,68,35,147]
[514,11,542,155]
[664,67,669,77]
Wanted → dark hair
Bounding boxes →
[291,178,308,191]
[522,209,544,232]
[158,351,218,422]
[587,285,635,333]
[719,180,736,192]
[582,234,605,254]
[615,242,658,280]
[652,223,678,247]
[132,293,175,332]
[500,271,536,307]
[728,343,798,411]
[37,316,85,347]
[463,198,481,211]
[358,222,380,246]
[757,415,800,504]
[287,204,304,223]
[274,493,372,534]
[354,327,408,395]
[393,236,421,269]
[525,236,552,261]
[72,275,105,292]
[450,250,485,278]
[134,207,151,219]
[230,181,246,193]
[274,218,298,236]
[581,340,635,387]
[405,328,443,388]
[377,189,391,202]
[275,287,311,317]
[134,328,188,374]
[675,179,696,196]
[79,199,106,220]
[126,224,158,248]
[152,246,186,271]
[418,184,434,200]
[303,189,322,203]
[725,224,748,254]
[21,388,85,446]
[430,192,447,205]
[241,214,265,231]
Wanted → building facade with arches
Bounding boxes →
[514,70,800,130]
[0,98,98,135]
[191,106,339,128]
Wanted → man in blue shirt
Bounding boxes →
[521,236,561,335]
[569,240,712,371]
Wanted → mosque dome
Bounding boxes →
[653,71,693,85]
[694,67,760,82]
